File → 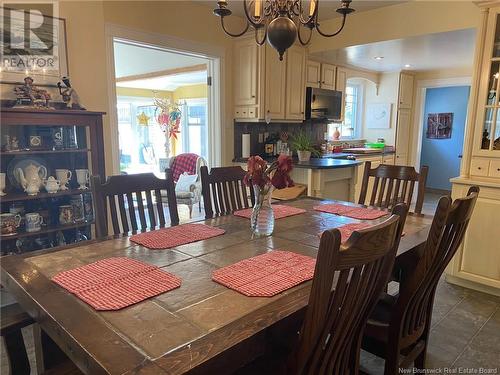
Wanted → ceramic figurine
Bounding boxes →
[13,76,51,108]
[10,136,20,150]
[44,176,61,194]
[57,77,85,110]
[16,163,48,196]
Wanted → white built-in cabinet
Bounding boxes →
[336,66,348,122]
[285,46,306,120]
[320,63,336,90]
[447,4,500,296]
[395,72,415,165]
[305,60,321,88]
[233,38,306,122]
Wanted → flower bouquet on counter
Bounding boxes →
[243,155,294,236]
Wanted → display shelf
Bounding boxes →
[0,188,89,203]
[0,149,90,156]
[0,221,94,240]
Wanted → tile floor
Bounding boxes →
[2,194,499,374]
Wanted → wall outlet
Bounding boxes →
[258,133,264,143]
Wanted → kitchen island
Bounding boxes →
[233,157,362,201]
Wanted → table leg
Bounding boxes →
[3,329,31,375]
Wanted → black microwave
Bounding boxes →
[305,87,343,121]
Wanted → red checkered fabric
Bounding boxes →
[52,257,181,310]
[234,205,306,220]
[171,153,199,182]
[313,203,388,220]
[212,250,316,297]
[319,222,372,243]
[130,223,225,250]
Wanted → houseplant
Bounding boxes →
[243,154,294,236]
[291,131,319,162]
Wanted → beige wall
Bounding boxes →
[115,87,173,100]
[173,84,208,101]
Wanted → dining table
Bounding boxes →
[0,197,433,375]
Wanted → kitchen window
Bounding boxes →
[342,84,361,138]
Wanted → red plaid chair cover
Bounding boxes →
[171,153,199,182]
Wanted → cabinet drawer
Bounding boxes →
[247,107,258,119]
[489,160,500,178]
[470,159,490,177]
[234,107,249,119]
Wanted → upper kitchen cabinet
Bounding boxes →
[233,38,265,120]
[305,60,321,88]
[265,44,288,120]
[398,72,415,109]
[321,63,337,90]
[285,46,306,120]
[336,66,348,121]
[395,108,411,165]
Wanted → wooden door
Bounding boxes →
[306,60,321,88]
[321,63,336,90]
[398,73,414,109]
[336,66,348,121]
[265,44,287,120]
[234,39,258,106]
[285,46,306,120]
[395,108,411,165]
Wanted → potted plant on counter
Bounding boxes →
[291,132,319,162]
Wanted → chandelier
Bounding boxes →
[213,0,355,60]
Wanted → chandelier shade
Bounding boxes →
[213,0,355,60]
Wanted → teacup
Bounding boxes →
[25,212,44,233]
[55,169,72,190]
[0,213,22,235]
[0,172,6,196]
[75,169,89,190]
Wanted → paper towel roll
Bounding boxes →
[242,134,251,158]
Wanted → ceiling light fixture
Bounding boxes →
[374,56,384,60]
[404,64,411,68]
[213,0,355,61]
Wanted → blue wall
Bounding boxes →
[420,86,470,191]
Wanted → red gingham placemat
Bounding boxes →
[319,222,372,243]
[234,205,306,220]
[52,257,181,311]
[212,250,316,297]
[313,203,388,220]
[130,223,225,250]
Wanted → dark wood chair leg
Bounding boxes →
[414,345,427,370]
[3,329,31,375]
[384,350,400,375]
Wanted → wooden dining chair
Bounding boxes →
[361,186,479,375]
[91,171,179,238]
[200,165,255,219]
[236,204,408,375]
[358,161,429,215]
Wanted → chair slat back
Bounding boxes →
[395,186,479,347]
[91,172,179,238]
[358,162,429,215]
[294,204,408,375]
[200,166,255,218]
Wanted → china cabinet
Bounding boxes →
[0,108,105,255]
[448,3,500,296]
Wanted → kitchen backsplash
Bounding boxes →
[233,121,366,158]
[234,120,328,158]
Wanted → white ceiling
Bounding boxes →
[116,71,207,91]
[198,0,405,21]
[113,41,207,78]
[311,28,476,72]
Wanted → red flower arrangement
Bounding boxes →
[243,155,294,192]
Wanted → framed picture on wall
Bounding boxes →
[0,6,69,85]
[426,113,453,139]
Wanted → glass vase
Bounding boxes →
[251,184,275,236]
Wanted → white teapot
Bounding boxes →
[44,176,60,194]
[16,163,47,196]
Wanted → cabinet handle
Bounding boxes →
[497,168,500,171]
[251,95,255,98]
[478,167,482,170]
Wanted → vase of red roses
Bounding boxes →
[244,155,294,236]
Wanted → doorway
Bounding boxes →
[113,39,210,176]
[419,85,470,192]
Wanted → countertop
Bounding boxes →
[232,156,361,170]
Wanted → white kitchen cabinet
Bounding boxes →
[398,72,414,109]
[395,108,411,164]
[321,63,336,90]
[285,46,306,120]
[336,66,348,121]
[306,60,321,88]
[264,44,287,120]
